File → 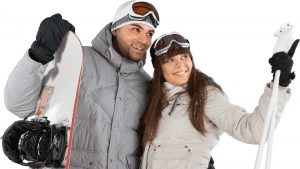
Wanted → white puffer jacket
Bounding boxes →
[141,81,291,169]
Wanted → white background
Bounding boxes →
[1,0,300,168]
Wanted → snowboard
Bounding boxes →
[34,31,83,169]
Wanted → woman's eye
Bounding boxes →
[183,55,189,59]
[165,59,173,63]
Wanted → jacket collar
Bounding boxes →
[91,22,146,74]
[163,82,189,102]
[162,82,190,118]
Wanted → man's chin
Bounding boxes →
[128,53,144,62]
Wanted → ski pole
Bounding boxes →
[254,69,280,169]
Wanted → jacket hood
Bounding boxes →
[91,22,146,74]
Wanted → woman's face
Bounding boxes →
[161,53,193,86]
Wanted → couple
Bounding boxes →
[4,0,296,169]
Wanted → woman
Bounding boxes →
[138,32,297,169]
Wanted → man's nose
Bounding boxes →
[137,34,147,44]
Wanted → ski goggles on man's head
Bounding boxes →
[130,2,160,25]
[153,32,190,56]
[112,1,160,28]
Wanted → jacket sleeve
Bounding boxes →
[205,82,291,144]
[4,50,47,118]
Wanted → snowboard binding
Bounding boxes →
[1,116,67,168]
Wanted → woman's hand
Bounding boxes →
[270,22,299,87]
[269,39,299,87]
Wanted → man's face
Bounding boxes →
[112,23,154,62]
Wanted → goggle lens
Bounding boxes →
[157,34,188,51]
[132,2,160,21]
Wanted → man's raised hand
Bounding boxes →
[29,13,75,65]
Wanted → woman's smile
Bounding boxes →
[174,70,188,75]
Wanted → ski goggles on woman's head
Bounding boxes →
[113,1,160,28]
[153,32,190,56]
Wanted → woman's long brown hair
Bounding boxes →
[138,40,226,150]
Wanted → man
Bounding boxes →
[4,1,215,168]
[4,1,158,168]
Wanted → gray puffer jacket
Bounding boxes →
[4,22,152,169]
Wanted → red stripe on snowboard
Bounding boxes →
[65,34,83,169]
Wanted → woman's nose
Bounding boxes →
[175,59,185,68]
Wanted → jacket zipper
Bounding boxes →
[146,144,150,169]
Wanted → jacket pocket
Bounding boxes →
[69,149,99,169]
[126,155,140,169]
[152,151,190,169]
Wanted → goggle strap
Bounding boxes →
[128,11,159,27]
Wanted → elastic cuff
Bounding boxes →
[267,81,291,95]
[30,41,54,64]
[23,50,47,80]
[29,49,49,65]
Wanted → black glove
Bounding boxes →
[269,39,299,87]
[29,13,75,65]
[208,156,215,169]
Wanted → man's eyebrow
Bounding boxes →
[148,30,155,33]
[130,24,144,30]
[130,24,155,33]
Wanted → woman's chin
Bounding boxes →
[167,79,189,86]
